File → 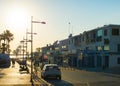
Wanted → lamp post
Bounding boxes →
[30,16,33,83]
[25,29,28,60]
[30,16,46,82]
[18,45,22,59]
[20,40,25,60]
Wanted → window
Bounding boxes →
[82,36,84,41]
[97,36,102,42]
[112,28,119,36]
[117,58,120,64]
[97,30,103,42]
[117,44,120,52]
[97,46,102,50]
[97,29,103,36]
[69,40,70,45]
[50,48,52,50]
[55,47,59,50]
[86,47,89,50]
[104,39,109,44]
[104,29,107,36]
[104,45,110,51]
[62,45,66,49]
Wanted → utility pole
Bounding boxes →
[26,29,28,60]
[30,16,46,83]
[30,16,33,83]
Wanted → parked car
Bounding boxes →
[40,61,49,70]
[41,64,61,80]
[0,54,11,68]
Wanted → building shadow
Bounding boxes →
[45,78,73,86]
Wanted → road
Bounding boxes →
[43,68,120,86]
[27,61,120,86]
[1,60,120,86]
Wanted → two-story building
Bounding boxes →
[76,24,120,68]
[41,24,120,69]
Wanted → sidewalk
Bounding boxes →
[0,61,31,86]
[17,60,46,86]
[104,67,120,75]
[25,60,50,86]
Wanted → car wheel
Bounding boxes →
[57,76,61,80]
[41,75,43,78]
[43,76,46,79]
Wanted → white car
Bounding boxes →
[41,64,61,80]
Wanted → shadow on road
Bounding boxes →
[0,69,6,79]
[45,78,73,86]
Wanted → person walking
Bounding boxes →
[12,59,15,67]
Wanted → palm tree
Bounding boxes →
[0,33,6,54]
[0,30,14,54]
[4,30,14,54]
[0,35,2,53]
[13,49,19,57]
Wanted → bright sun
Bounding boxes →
[6,9,28,30]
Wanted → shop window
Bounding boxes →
[104,45,110,51]
[97,46,102,51]
[62,45,66,49]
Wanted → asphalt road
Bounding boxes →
[44,68,120,86]
[3,60,119,86]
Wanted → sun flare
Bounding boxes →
[6,9,28,30]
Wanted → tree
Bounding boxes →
[0,35,2,52]
[36,47,41,52]
[0,30,14,54]
[4,30,14,54]
[0,33,6,54]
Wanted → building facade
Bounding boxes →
[41,24,120,69]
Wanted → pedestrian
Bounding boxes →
[12,59,15,67]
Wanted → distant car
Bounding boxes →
[41,64,61,80]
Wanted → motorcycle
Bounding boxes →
[19,60,29,73]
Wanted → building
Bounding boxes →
[75,24,120,68]
[41,24,120,69]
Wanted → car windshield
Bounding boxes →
[46,66,58,70]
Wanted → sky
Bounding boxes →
[0,0,120,53]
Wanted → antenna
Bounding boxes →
[72,26,74,35]
[68,22,71,35]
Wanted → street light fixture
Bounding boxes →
[27,32,37,35]
[30,16,46,83]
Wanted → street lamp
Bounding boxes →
[20,40,25,60]
[30,16,46,82]
[24,30,37,61]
